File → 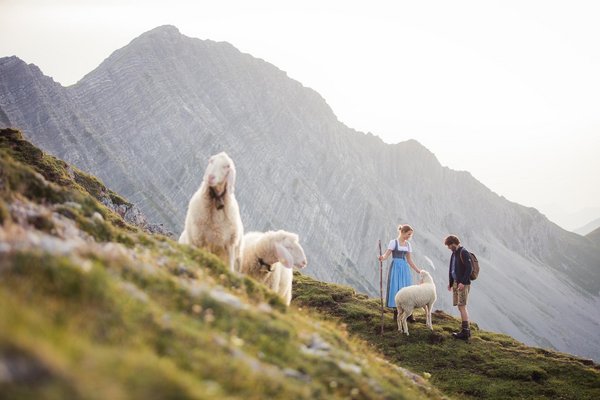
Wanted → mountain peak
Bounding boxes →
[140,24,182,38]
[0,55,42,76]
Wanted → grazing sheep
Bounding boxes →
[179,152,243,272]
[241,230,307,305]
[394,270,437,336]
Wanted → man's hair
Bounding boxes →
[444,235,460,246]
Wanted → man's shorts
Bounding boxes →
[452,282,470,306]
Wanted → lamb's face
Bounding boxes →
[205,152,235,193]
[285,239,308,270]
[419,270,431,284]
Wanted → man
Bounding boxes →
[444,234,473,340]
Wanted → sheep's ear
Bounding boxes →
[275,243,294,269]
[227,162,236,193]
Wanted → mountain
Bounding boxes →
[1,25,600,361]
[576,217,600,236]
[587,227,600,245]
[1,129,598,399]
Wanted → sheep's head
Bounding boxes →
[419,270,433,284]
[204,152,236,196]
[273,231,307,270]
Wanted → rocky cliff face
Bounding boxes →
[1,25,599,361]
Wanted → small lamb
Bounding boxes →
[240,230,307,305]
[179,152,243,272]
[394,270,437,336]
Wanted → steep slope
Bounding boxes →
[0,57,114,174]
[1,129,598,400]
[0,128,443,400]
[1,26,599,361]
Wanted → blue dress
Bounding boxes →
[386,240,412,308]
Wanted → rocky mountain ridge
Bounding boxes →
[1,25,599,361]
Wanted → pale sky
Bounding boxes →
[1,0,599,231]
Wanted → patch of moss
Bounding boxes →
[0,343,80,400]
[27,213,55,233]
[0,199,9,224]
[0,149,71,204]
[73,169,130,208]
[0,129,140,237]
[0,129,73,189]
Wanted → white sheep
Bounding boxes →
[240,230,307,305]
[179,152,243,272]
[394,270,437,336]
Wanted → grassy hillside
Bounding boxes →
[0,128,442,400]
[293,275,600,399]
[1,128,598,399]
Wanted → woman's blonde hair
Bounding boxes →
[398,224,414,234]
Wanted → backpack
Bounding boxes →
[460,249,480,281]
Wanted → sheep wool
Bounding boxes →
[240,230,307,306]
[394,270,437,335]
[179,152,244,272]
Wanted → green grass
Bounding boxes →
[0,128,138,238]
[0,246,443,399]
[0,128,443,400]
[293,273,600,400]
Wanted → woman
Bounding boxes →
[378,224,421,321]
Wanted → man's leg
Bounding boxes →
[453,289,471,340]
[458,305,469,323]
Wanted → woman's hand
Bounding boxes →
[378,255,385,262]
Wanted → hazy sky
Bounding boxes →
[1,0,599,230]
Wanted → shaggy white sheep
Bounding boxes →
[179,152,243,272]
[394,270,437,336]
[240,230,307,305]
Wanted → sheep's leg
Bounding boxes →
[228,246,235,272]
[396,306,404,332]
[233,244,241,273]
[283,285,292,306]
[402,307,411,336]
[427,305,432,329]
[178,230,189,245]
[424,305,433,330]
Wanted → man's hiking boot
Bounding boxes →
[452,328,471,340]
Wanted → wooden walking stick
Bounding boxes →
[378,239,384,336]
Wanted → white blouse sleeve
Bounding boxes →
[388,240,396,250]
[407,241,413,253]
